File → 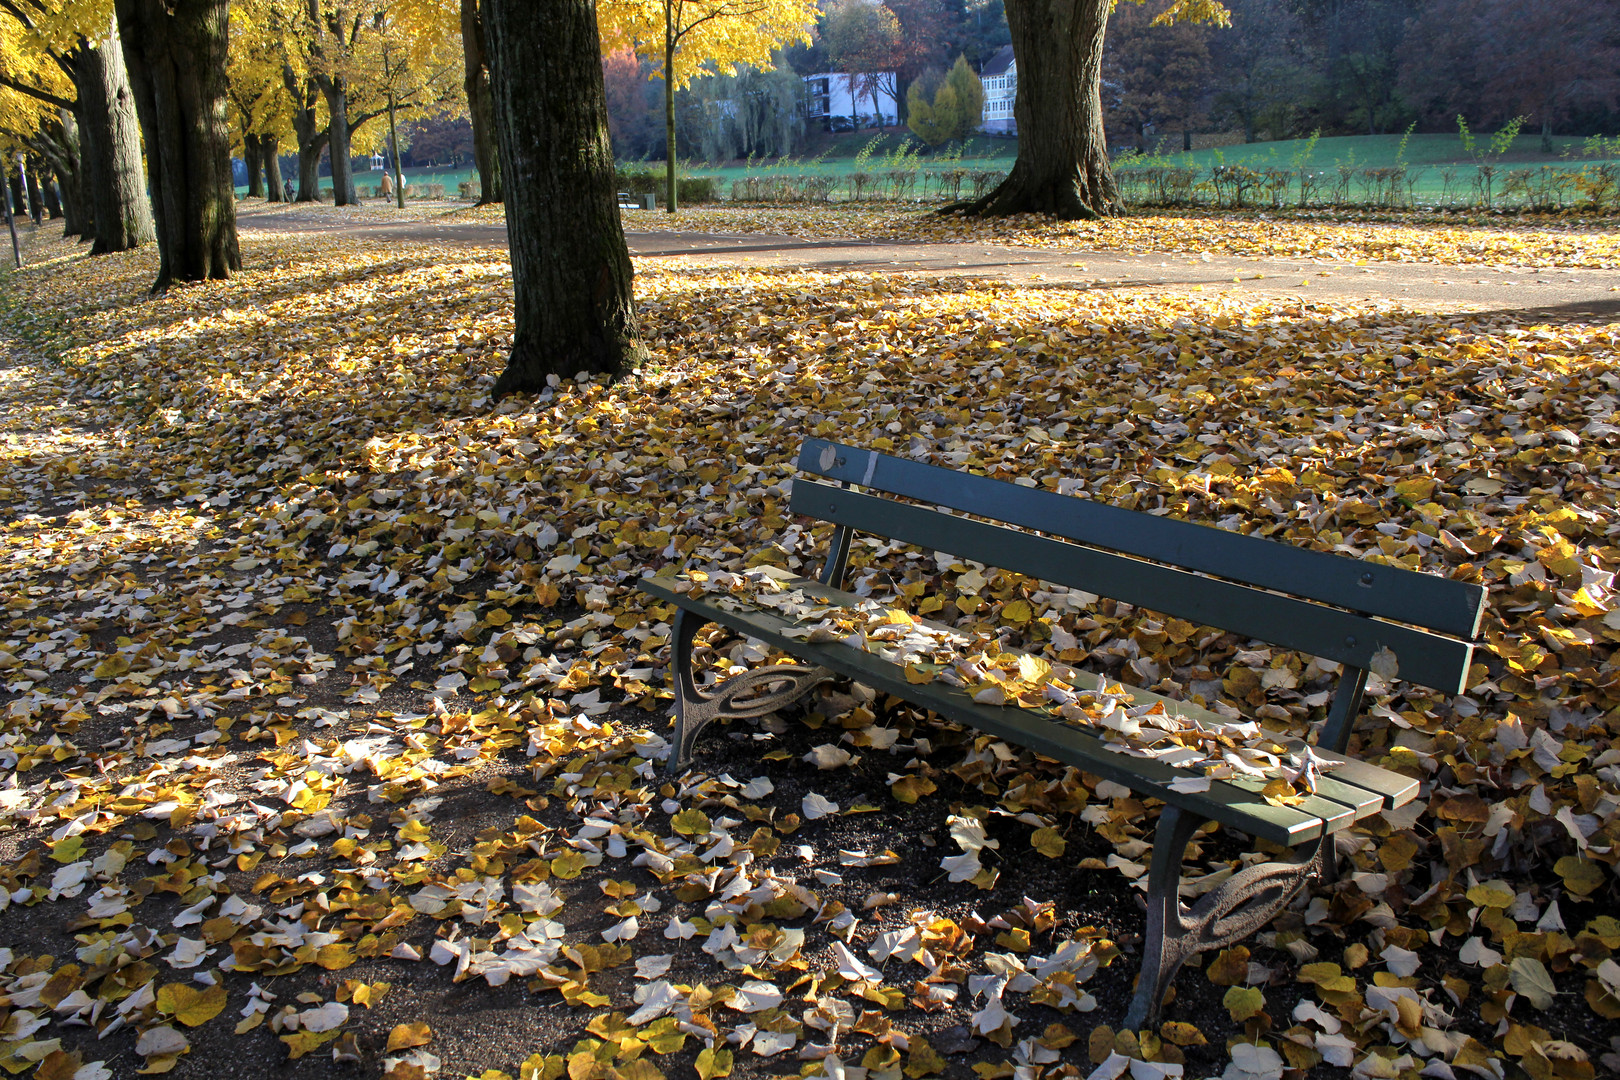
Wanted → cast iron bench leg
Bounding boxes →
[1123,806,1329,1029]
[665,608,834,775]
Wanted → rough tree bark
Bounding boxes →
[484,0,644,398]
[243,132,266,197]
[460,0,502,204]
[36,111,87,238]
[71,19,156,252]
[116,0,240,292]
[263,135,285,201]
[944,0,1119,220]
[314,73,359,205]
[39,163,63,219]
[283,68,328,201]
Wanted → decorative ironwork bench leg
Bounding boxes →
[665,608,834,775]
[1122,807,1329,1030]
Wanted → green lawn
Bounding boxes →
[243,131,1618,209]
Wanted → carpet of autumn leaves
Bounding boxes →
[0,211,1618,1080]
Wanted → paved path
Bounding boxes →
[238,206,1620,323]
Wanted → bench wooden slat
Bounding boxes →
[796,438,1486,640]
[791,479,1475,695]
[1279,738,1419,809]
[641,577,1360,847]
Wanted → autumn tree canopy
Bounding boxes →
[600,0,817,211]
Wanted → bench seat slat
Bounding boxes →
[1279,738,1419,810]
[798,438,1486,640]
[791,479,1474,695]
[642,577,1384,847]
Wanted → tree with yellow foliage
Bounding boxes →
[230,0,297,201]
[0,0,153,252]
[277,0,460,206]
[599,0,818,211]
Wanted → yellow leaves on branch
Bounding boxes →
[599,0,817,87]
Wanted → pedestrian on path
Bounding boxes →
[283,178,294,202]
[380,172,394,200]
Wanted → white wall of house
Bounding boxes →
[980,49,1017,135]
[803,72,899,129]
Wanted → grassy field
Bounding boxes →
[249,130,1620,209]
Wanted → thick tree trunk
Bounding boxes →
[71,21,156,253]
[945,0,1118,220]
[461,0,502,204]
[116,0,240,293]
[7,171,24,217]
[244,132,265,198]
[316,76,359,206]
[283,69,327,202]
[484,0,644,397]
[297,139,325,200]
[263,135,285,201]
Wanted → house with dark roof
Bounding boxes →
[980,45,1016,134]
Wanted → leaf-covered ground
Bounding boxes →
[427,201,1620,270]
[1,218,1618,1080]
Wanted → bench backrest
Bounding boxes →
[789,439,1484,705]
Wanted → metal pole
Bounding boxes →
[4,168,19,269]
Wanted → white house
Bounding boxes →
[803,72,899,130]
[980,46,1016,134]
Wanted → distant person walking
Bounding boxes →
[379,172,394,199]
[283,178,294,202]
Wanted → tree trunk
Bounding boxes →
[263,135,285,201]
[71,20,156,253]
[945,0,1118,220]
[244,132,265,198]
[1540,115,1553,155]
[40,166,63,219]
[461,0,502,204]
[7,170,25,217]
[39,110,88,238]
[316,75,359,206]
[21,159,42,222]
[387,94,407,210]
[115,0,240,293]
[663,28,678,213]
[283,68,327,202]
[484,0,645,397]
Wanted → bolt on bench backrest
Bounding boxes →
[788,438,1486,753]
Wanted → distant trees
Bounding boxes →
[1104,1,1212,152]
[907,55,982,147]
[822,0,901,128]
[1399,0,1620,152]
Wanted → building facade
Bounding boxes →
[980,46,1016,134]
[803,72,900,131]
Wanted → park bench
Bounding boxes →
[637,438,1485,1027]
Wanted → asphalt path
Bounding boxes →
[237,205,1620,323]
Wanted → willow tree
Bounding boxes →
[484,0,644,397]
[599,0,818,212]
[947,0,1228,220]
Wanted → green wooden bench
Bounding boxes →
[638,438,1485,1027]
